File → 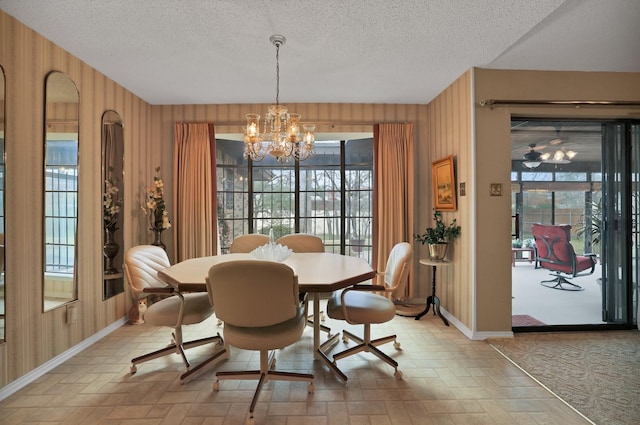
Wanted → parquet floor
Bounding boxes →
[0,310,592,424]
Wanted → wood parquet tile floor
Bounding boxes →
[0,310,592,425]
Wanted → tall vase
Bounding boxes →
[151,228,166,250]
[103,228,120,274]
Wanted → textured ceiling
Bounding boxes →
[1,0,639,105]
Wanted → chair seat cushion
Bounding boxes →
[144,292,214,327]
[326,290,396,324]
[223,306,306,351]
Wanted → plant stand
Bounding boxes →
[415,258,451,325]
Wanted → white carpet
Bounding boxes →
[512,262,605,325]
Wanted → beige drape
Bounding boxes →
[373,123,415,298]
[173,122,217,262]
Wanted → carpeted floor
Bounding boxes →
[512,314,546,326]
[488,330,640,425]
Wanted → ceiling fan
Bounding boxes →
[521,143,550,169]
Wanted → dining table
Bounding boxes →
[157,252,376,368]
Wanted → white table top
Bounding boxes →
[158,252,376,293]
[419,258,452,267]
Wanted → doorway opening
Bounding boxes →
[510,119,639,331]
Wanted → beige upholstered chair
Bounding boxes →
[207,260,314,424]
[124,245,225,380]
[276,233,332,336]
[276,233,325,253]
[324,241,412,382]
[229,233,269,253]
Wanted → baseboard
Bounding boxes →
[441,307,514,340]
[0,316,128,402]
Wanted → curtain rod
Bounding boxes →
[479,99,640,108]
[177,120,408,126]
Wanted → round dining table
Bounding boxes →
[157,252,376,359]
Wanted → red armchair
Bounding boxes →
[531,223,597,291]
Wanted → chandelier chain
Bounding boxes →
[275,41,280,107]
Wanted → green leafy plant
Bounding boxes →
[575,197,602,249]
[414,209,461,245]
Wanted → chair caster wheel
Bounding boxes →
[394,370,403,380]
[342,335,349,343]
[393,341,401,350]
[130,365,137,374]
[308,383,315,393]
[212,381,220,391]
[320,312,326,322]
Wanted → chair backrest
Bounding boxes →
[207,260,299,328]
[381,242,413,299]
[276,233,324,253]
[229,233,270,253]
[124,245,171,300]
[531,223,575,267]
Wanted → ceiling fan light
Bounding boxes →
[523,160,542,169]
[566,150,577,159]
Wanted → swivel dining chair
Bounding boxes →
[276,233,333,337]
[276,233,325,253]
[207,260,314,425]
[124,245,226,380]
[325,241,412,381]
[230,233,269,253]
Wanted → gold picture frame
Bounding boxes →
[432,155,457,211]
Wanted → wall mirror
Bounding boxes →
[43,71,79,312]
[102,110,124,299]
[0,65,5,341]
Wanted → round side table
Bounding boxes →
[415,258,451,326]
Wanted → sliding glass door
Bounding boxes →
[601,122,640,325]
[511,119,638,329]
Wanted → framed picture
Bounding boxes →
[432,155,457,211]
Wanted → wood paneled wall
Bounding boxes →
[0,10,150,386]
[424,71,473,329]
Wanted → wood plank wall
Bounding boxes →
[425,71,473,328]
[0,11,150,386]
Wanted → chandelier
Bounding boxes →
[243,35,315,163]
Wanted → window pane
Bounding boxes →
[216,137,373,259]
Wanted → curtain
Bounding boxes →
[373,123,415,298]
[173,122,217,262]
[102,122,123,181]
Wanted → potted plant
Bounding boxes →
[575,197,602,254]
[414,209,461,260]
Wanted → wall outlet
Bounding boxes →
[66,305,78,324]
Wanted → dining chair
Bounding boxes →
[276,233,333,337]
[324,241,412,381]
[124,245,226,380]
[229,233,269,253]
[276,233,325,253]
[207,260,314,425]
